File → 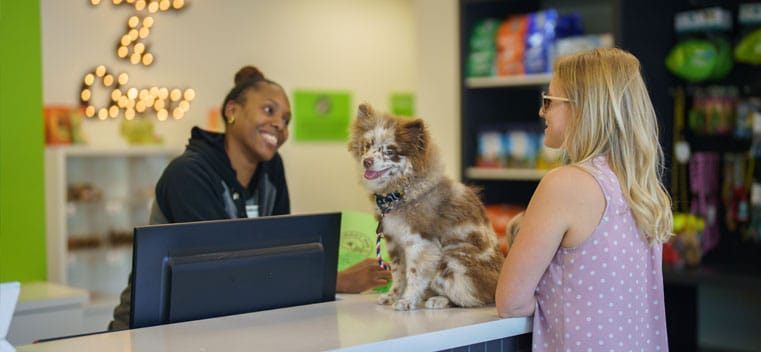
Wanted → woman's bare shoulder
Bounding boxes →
[540,165,599,191]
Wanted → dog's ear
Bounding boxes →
[400,118,427,153]
[357,103,374,120]
[349,103,373,155]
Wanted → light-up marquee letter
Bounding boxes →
[80,65,194,121]
[82,0,192,120]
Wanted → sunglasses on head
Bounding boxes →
[541,91,572,111]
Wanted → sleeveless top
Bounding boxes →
[532,156,669,351]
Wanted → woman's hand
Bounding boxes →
[336,258,392,293]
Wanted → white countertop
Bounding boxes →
[15,282,89,313]
[17,293,532,352]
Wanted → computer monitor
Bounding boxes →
[130,212,341,329]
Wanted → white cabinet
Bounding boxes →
[8,282,89,345]
[44,146,181,298]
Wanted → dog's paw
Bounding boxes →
[392,298,417,311]
[377,293,395,305]
[425,296,451,309]
[505,212,524,251]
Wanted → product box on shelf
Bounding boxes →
[44,105,86,145]
[555,33,615,57]
[476,123,547,169]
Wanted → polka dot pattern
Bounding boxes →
[532,156,668,351]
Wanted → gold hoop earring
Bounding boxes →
[227,115,235,125]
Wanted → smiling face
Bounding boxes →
[225,83,291,163]
[357,123,411,192]
[539,78,573,149]
[348,104,427,194]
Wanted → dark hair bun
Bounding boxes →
[234,66,265,85]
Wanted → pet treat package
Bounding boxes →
[467,18,500,77]
[687,86,738,136]
[665,7,733,82]
[536,135,564,170]
[734,97,760,139]
[735,3,761,65]
[495,14,528,76]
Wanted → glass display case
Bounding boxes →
[44,145,181,298]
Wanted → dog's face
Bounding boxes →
[348,104,428,193]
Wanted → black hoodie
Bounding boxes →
[151,126,290,223]
[108,127,290,331]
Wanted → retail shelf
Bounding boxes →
[465,167,547,181]
[465,73,552,88]
[45,145,182,296]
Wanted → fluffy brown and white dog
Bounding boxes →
[348,103,504,311]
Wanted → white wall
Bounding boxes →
[41,0,458,215]
[413,0,459,181]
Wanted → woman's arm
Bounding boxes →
[495,166,602,318]
[336,258,392,293]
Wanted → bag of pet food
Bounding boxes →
[495,14,528,76]
[467,18,500,77]
[524,9,558,74]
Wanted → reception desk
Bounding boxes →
[16,294,532,352]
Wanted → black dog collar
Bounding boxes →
[375,191,405,215]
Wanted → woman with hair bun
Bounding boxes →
[152,65,293,223]
[147,65,292,224]
[108,66,390,330]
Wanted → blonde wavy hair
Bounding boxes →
[553,48,673,245]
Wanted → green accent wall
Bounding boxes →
[0,0,46,282]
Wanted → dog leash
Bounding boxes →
[374,191,405,271]
[375,221,390,271]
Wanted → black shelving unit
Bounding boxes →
[459,0,624,206]
[458,0,685,205]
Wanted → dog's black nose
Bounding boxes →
[363,158,373,168]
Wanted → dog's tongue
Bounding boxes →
[364,169,385,180]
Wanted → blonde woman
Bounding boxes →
[495,48,673,351]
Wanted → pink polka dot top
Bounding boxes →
[532,156,669,351]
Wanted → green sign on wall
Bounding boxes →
[390,92,415,117]
[292,90,352,141]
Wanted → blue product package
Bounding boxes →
[524,9,558,74]
[555,13,583,39]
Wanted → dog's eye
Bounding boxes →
[383,149,395,157]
